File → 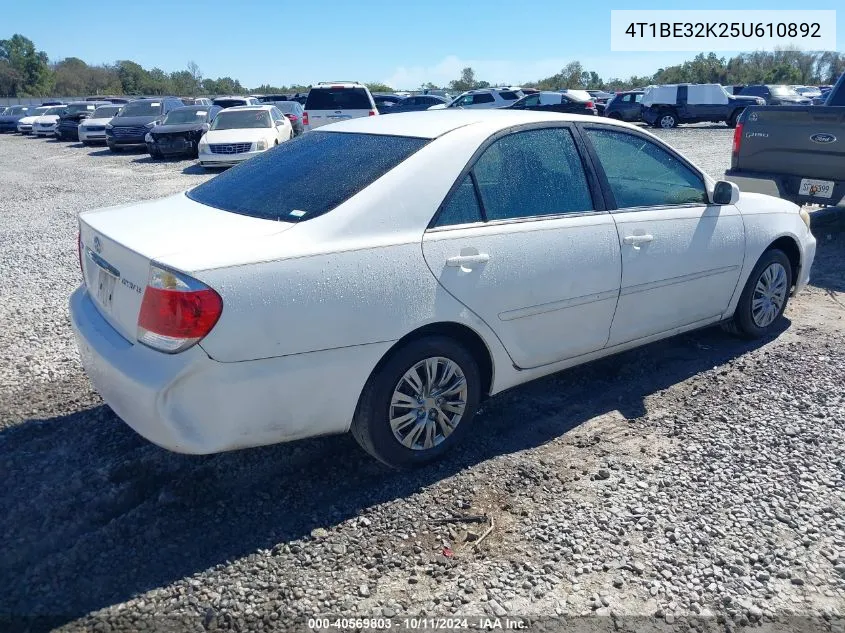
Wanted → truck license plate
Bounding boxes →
[799,178,834,199]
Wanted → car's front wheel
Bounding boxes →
[723,248,792,338]
[352,336,481,468]
[656,111,678,128]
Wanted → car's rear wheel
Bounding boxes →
[726,110,742,128]
[351,336,481,468]
[722,249,792,338]
[656,111,678,128]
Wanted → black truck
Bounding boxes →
[725,72,845,207]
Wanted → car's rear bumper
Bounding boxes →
[725,169,845,207]
[70,285,387,454]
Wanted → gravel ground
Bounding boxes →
[0,126,844,633]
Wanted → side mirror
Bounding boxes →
[712,180,740,205]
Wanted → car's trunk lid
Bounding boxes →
[79,192,294,343]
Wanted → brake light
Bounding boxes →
[137,265,222,354]
[586,101,595,109]
[369,110,376,116]
[285,113,298,122]
[302,111,309,126]
[732,122,743,156]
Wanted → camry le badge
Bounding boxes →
[810,133,836,144]
[93,236,102,253]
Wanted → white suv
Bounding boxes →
[428,87,524,110]
[304,82,378,130]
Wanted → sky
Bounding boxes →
[4,0,843,89]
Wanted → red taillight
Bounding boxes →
[77,230,83,274]
[302,111,309,126]
[732,122,743,156]
[586,101,595,109]
[368,110,376,116]
[137,265,222,354]
[285,113,298,122]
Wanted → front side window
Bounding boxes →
[586,128,707,208]
[472,93,495,105]
[451,94,474,107]
[434,127,594,227]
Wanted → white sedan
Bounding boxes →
[70,110,816,467]
[33,109,64,137]
[16,105,55,134]
[78,104,123,144]
[197,105,292,169]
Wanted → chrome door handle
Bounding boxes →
[623,234,654,246]
[446,253,490,267]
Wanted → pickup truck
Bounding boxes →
[725,72,845,207]
[641,83,764,129]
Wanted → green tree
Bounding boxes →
[0,34,52,95]
[116,60,148,94]
[449,67,488,91]
[53,57,89,95]
[366,82,393,92]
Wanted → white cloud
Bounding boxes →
[383,53,694,89]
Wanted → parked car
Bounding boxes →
[642,84,763,128]
[56,101,111,141]
[33,106,68,137]
[106,97,185,152]
[373,93,403,114]
[506,91,597,116]
[429,88,524,110]
[212,96,260,109]
[70,110,815,467]
[197,105,292,169]
[257,94,289,103]
[383,94,449,113]
[737,85,812,106]
[17,106,56,134]
[78,104,123,145]
[145,105,222,159]
[180,97,212,106]
[604,90,644,121]
[725,72,845,206]
[303,82,378,130]
[793,86,822,99]
[269,101,305,136]
[0,105,35,132]
[39,100,65,106]
[86,96,129,104]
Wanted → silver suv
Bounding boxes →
[429,87,524,110]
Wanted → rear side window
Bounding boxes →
[499,91,519,100]
[472,93,495,105]
[586,128,707,208]
[187,132,429,222]
[434,176,484,227]
[305,88,372,110]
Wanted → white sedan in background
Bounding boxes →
[197,105,292,169]
[70,110,815,467]
[33,106,66,137]
[78,104,123,145]
[16,105,54,134]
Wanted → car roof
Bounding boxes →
[320,109,626,139]
[172,104,214,110]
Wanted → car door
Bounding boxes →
[580,125,744,346]
[469,93,496,109]
[623,94,643,120]
[422,125,622,369]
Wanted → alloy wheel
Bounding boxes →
[751,262,788,327]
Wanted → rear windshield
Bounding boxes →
[119,101,162,117]
[213,98,248,109]
[187,132,429,222]
[305,88,372,111]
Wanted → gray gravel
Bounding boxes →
[0,128,843,632]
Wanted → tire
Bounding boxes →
[351,336,482,468]
[655,110,678,129]
[108,144,121,153]
[726,110,741,128]
[722,249,792,339]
